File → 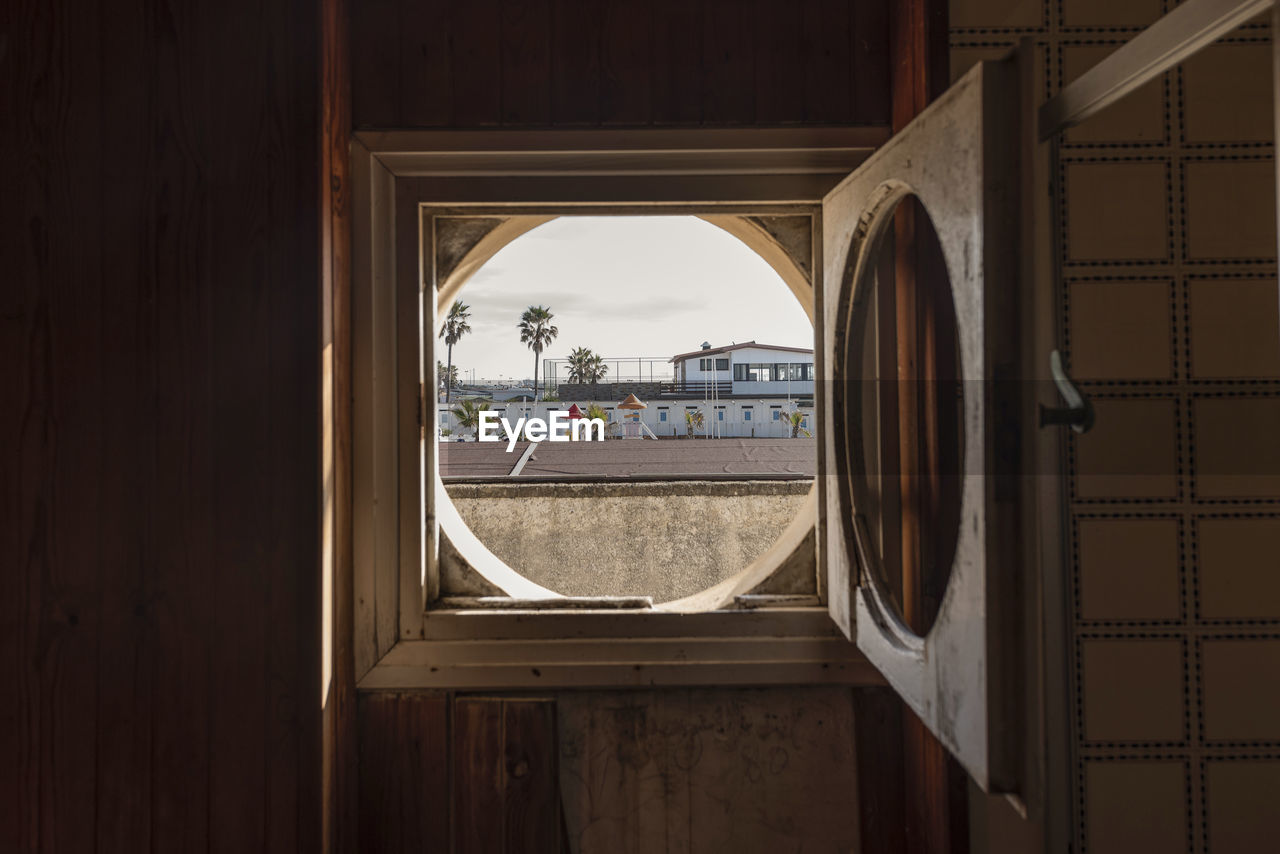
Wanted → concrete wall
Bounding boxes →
[445,480,813,601]
[554,381,666,401]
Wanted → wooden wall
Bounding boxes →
[1,0,325,850]
[343,2,915,851]
[359,688,907,854]
[352,0,891,129]
[3,0,908,851]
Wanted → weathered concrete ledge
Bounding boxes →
[445,479,814,601]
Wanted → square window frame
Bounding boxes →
[349,128,891,691]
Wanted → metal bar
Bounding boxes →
[1274,4,1280,273]
[507,442,538,477]
[1040,0,1272,140]
[441,472,815,485]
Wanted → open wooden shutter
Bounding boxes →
[820,54,1032,794]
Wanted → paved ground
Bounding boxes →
[439,437,817,478]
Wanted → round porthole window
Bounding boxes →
[434,215,819,606]
[838,193,964,636]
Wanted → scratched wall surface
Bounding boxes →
[557,688,860,854]
[952,2,1280,852]
[357,689,875,854]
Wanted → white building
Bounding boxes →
[440,340,815,440]
[439,398,812,441]
[670,341,814,397]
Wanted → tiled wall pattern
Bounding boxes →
[951,2,1279,851]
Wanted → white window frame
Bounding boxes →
[349,128,891,691]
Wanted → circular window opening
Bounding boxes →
[840,193,963,637]
[436,215,816,604]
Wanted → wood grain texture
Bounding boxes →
[324,0,358,848]
[651,0,704,125]
[701,0,756,124]
[354,689,905,853]
[400,0,452,127]
[802,0,852,123]
[852,0,892,126]
[354,0,402,127]
[454,697,563,854]
[887,2,969,852]
[550,0,603,125]
[2,0,324,849]
[354,0,892,129]
[450,0,503,127]
[358,693,450,853]
[599,0,653,124]
[753,0,804,125]
[501,0,553,125]
[854,689,908,854]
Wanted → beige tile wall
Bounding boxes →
[951,2,1279,851]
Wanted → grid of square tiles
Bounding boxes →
[952,1,1279,851]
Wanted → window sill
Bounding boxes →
[356,607,884,690]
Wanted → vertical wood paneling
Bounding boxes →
[753,0,804,125]
[500,700,561,852]
[802,0,852,123]
[94,0,153,849]
[854,689,908,854]
[0,0,34,847]
[208,4,272,849]
[550,0,603,125]
[651,0,703,125]
[852,0,891,126]
[454,697,563,854]
[323,0,359,848]
[889,2,966,854]
[356,0,894,128]
[3,0,324,849]
[265,0,322,848]
[599,0,653,125]
[454,698,505,854]
[702,0,756,124]
[353,0,401,127]
[500,0,552,125]
[40,0,106,848]
[400,0,452,126]
[147,1,217,847]
[450,0,503,126]
[358,693,450,853]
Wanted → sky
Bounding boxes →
[443,216,813,384]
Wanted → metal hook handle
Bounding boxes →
[1039,350,1094,434]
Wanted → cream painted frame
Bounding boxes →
[427,205,817,610]
[348,128,894,690]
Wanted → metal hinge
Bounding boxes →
[418,382,426,435]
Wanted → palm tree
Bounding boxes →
[449,398,490,441]
[684,408,705,439]
[587,352,608,383]
[786,408,812,439]
[517,305,558,399]
[436,360,458,393]
[439,300,471,403]
[567,346,609,384]
[585,403,619,439]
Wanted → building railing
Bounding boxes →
[659,380,733,396]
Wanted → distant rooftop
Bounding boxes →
[668,340,814,364]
